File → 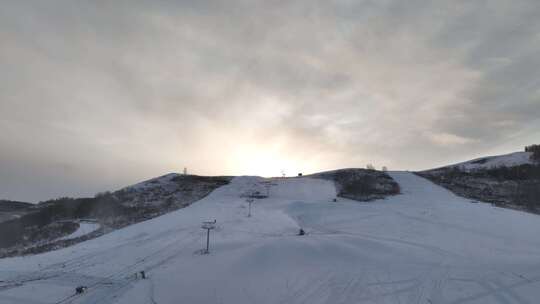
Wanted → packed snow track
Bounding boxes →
[1,172,540,304]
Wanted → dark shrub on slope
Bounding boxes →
[310,169,400,201]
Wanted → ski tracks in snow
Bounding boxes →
[2,173,540,303]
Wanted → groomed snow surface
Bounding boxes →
[1,172,540,304]
[57,222,101,241]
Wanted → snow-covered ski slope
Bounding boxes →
[2,172,540,304]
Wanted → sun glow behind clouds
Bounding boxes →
[229,144,319,177]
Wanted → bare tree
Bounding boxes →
[525,144,540,162]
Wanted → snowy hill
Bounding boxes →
[0,200,32,211]
[418,150,540,213]
[0,200,33,223]
[0,174,231,258]
[116,173,231,208]
[1,172,540,303]
[438,151,534,172]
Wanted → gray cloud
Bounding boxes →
[1,0,539,201]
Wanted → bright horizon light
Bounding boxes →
[226,144,321,177]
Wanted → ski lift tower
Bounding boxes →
[263,182,271,197]
[246,198,254,217]
[201,220,216,254]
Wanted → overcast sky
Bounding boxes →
[1,0,539,202]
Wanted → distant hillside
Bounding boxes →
[0,200,33,223]
[0,200,32,212]
[418,145,540,213]
[441,151,533,171]
[0,174,231,258]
